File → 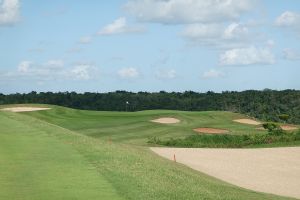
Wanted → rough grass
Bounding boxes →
[148,131,300,148]
[0,106,294,199]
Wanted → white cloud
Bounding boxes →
[275,11,300,27]
[182,22,251,48]
[6,60,98,81]
[17,61,32,73]
[16,60,58,80]
[17,59,64,79]
[182,23,222,40]
[219,46,275,66]
[70,65,92,80]
[283,48,300,60]
[0,0,20,26]
[223,22,249,40]
[275,11,300,34]
[202,69,224,79]
[98,17,144,35]
[117,67,140,79]
[79,36,92,44]
[156,69,177,79]
[125,0,254,24]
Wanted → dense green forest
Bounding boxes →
[1,89,299,124]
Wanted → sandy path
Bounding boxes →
[151,147,300,199]
[1,107,51,112]
[151,117,180,124]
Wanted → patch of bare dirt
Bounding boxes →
[1,107,51,112]
[280,125,298,131]
[151,117,180,124]
[193,128,228,134]
[233,118,261,125]
[151,147,300,199]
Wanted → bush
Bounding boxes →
[262,122,280,132]
[278,114,289,123]
[262,122,286,136]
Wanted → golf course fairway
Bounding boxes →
[0,105,296,199]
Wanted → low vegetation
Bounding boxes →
[148,129,300,148]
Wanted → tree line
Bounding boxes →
[1,89,299,124]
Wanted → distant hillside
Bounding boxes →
[1,89,300,124]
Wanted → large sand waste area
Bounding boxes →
[151,147,300,199]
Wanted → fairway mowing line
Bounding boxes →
[151,147,300,199]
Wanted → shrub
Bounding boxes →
[262,122,280,132]
[278,114,289,123]
[262,122,286,136]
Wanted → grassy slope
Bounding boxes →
[0,110,293,200]
[0,111,122,200]
[21,104,270,145]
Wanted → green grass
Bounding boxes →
[0,104,297,199]
[17,104,277,145]
[0,111,122,200]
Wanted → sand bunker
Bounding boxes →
[1,107,51,112]
[256,125,298,131]
[151,147,300,199]
[193,128,228,134]
[151,117,180,124]
[280,125,298,131]
[233,118,261,125]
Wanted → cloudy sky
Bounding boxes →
[0,0,300,94]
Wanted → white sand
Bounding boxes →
[151,117,180,124]
[1,107,51,112]
[233,119,261,125]
[151,147,300,199]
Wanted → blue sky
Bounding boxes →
[0,0,300,94]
